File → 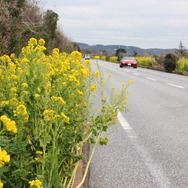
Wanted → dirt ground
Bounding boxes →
[72,142,90,188]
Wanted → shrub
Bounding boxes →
[176,58,188,75]
[100,56,106,61]
[164,53,178,73]
[135,57,154,68]
[108,56,118,63]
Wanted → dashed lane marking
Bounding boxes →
[146,77,156,81]
[167,83,184,89]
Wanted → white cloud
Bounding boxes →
[40,0,188,48]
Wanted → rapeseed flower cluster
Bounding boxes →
[0,37,130,187]
[0,37,92,187]
[0,115,17,133]
[29,179,43,188]
[0,147,10,167]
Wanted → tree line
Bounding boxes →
[0,0,79,55]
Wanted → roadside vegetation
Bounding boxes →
[93,41,188,76]
[0,0,79,56]
[0,38,131,187]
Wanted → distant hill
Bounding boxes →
[76,42,177,55]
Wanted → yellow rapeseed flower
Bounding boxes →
[0,115,17,133]
[21,58,29,64]
[0,55,11,63]
[43,110,55,121]
[22,91,29,95]
[111,86,116,90]
[61,113,70,124]
[38,39,45,46]
[36,151,43,155]
[29,179,43,188]
[34,94,40,98]
[128,80,134,84]
[22,83,28,87]
[14,104,28,121]
[0,147,10,167]
[94,71,100,77]
[0,181,3,188]
[1,101,9,106]
[28,38,37,46]
[10,87,17,92]
[84,60,92,66]
[77,90,83,95]
[6,121,17,133]
[90,84,97,92]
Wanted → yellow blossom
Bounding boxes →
[94,71,100,77]
[29,179,43,188]
[62,82,67,86]
[77,90,83,95]
[21,58,29,64]
[34,94,40,98]
[121,83,126,86]
[10,53,15,59]
[38,38,45,46]
[90,84,97,92]
[111,86,116,90]
[36,151,43,155]
[108,74,112,77]
[43,110,55,121]
[128,80,134,84]
[6,121,17,133]
[28,38,37,46]
[37,88,41,93]
[51,96,66,104]
[22,83,28,87]
[0,55,11,63]
[0,115,17,133]
[0,147,10,167]
[0,181,3,188]
[61,113,70,124]
[1,101,9,106]
[35,157,42,162]
[10,87,17,92]
[14,104,28,121]
[22,90,29,95]
[84,60,92,66]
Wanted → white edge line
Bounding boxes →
[167,83,184,89]
[117,112,132,130]
[145,77,156,81]
[133,73,140,76]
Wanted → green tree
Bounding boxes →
[164,53,178,73]
[115,48,127,61]
[43,10,58,39]
[176,41,187,58]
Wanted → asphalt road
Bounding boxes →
[89,60,188,188]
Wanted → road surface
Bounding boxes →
[89,60,188,188]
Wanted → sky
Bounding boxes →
[39,0,188,49]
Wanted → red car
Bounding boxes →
[119,57,137,68]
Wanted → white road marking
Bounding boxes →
[117,112,132,130]
[146,77,156,81]
[167,83,184,89]
[133,73,140,76]
[117,111,171,188]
